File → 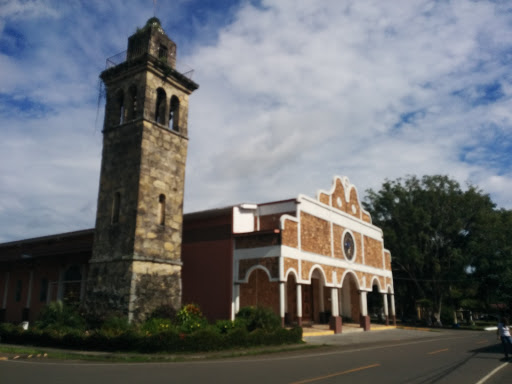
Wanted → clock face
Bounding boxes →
[343,232,355,260]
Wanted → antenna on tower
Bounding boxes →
[153,0,157,17]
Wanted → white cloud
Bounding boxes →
[1,0,512,241]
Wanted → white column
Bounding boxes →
[279,282,286,319]
[331,287,339,317]
[383,293,389,317]
[2,272,9,309]
[296,284,302,318]
[231,284,240,321]
[319,284,325,312]
[338,288,343,317]
[26,271,34,308]
[390,294,396,317]
[360,291,368,316]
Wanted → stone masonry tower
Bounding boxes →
[85,18,198,322]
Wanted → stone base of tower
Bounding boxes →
[85,260,182,323]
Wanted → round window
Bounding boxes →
[343,232,355,260]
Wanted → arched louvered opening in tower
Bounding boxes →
[155,88,167,125]
[116,89,125,125]
[127,84,138,121]
[169,95,180,132]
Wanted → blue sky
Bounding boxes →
[1,0,512,242]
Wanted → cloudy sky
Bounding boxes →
[1,0,512,242]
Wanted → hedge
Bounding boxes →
[0,322,303,353]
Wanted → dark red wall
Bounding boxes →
[182,211,233,322]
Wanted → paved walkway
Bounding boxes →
[302,322,397,337]
[303,324,446,348]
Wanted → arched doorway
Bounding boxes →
[367,282,383,323]
[285,272,298,325]
[341,272,360,323]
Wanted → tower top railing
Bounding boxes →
[105,50,195,80]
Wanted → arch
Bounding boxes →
[284,268,299,282]
[306,266,328,324]
[127,84,138,120]
[307,265,327,285]
[285,271,298,325]
[115,89,125,125]
[340,270,361,290]
[340,270,360,322]
[368,282,384,323]
[155,88,167,125]
[169,95,180,131]
[158,194,166,225]
[370,276,382,292]
[239,267,279,316]
[243,265,273,283]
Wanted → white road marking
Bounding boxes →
[475,362,509,384]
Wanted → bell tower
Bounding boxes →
[85,18,199,322]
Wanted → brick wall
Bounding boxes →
[300,212,330,257]
[239,257,279,280]
[363,236,383,269]
[239,268,279,315]
[281,219,298,248]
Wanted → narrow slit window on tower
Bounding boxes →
[155,88,167,125]
[117,90,125,125]
[169,95,180,131]
[128,85,137,120]
[111,192,121,224]
[158,194,166,225]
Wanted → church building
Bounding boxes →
[0,18,395,333]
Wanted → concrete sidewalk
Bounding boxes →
[302,322,397,337]
[303,326,447,348]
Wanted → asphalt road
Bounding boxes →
[1,329,511,384]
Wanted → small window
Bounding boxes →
[169,95,180,131]
[158,194,166,225]
[15,280,22,302]
[112,192,121,224]
[155,88,167,125]
[40,278,48,302]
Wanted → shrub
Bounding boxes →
[215,319,236,334]
[235,306,281,332]
[190,327,224,351]
[175,304,208,334]
[35,301,86,332]
[225,326,250,347]
[101,315,133,335]
[140,317,174,335]
[140,329,182,353]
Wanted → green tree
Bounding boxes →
[468,208,512,315]
[363,175,496,324]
